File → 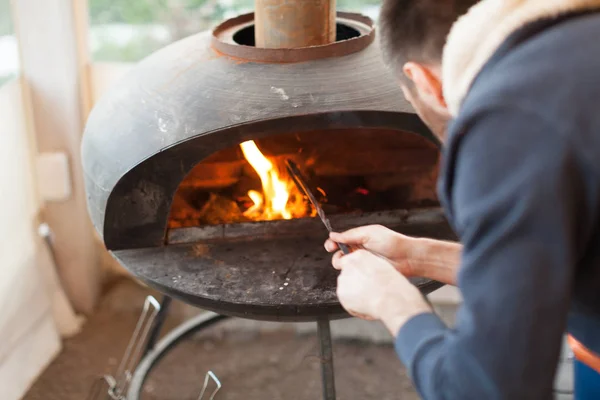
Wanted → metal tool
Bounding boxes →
[87,296,161,400]
[198,371,222,400]
[87,375,116,400]
[285,159,351,255]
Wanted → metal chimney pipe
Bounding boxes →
[254,0,337,48]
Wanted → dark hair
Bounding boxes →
[379,0,477,71]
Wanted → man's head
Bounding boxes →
[379,0,477,139]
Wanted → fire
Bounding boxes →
[239,140,308,220]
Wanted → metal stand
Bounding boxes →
[92,296,340,399]
[87,296,162,400]
[127,309,229,400]
[143,295,173,355]
[123,302,340,400]
[317,318,336,400]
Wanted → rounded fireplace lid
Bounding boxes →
[82,9,435,251]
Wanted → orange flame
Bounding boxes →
[240,140,307,220]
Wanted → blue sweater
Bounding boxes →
[395,12,600,400]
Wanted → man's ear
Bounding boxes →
[402,62,446,107]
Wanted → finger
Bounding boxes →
[336,276,376,321]
[336,265,358,287]
[331,250,345,270]
[334,249,373,271]
[334,250,360,271]
[329,226,378,246]
[339,250,400,279]
[324,239,339,253]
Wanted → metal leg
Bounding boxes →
[143,295,172,356]
[317,318,336,400]
[127,312,230,400]
[129,311,340,400]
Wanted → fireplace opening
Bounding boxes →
[233,22,362,47]
[167,129,440,232]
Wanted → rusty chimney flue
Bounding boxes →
[254,0,337,48]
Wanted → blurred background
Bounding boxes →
[87,0,381,62]
[0,0,381,75]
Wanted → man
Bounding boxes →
[325,0,600,398]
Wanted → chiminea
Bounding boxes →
[82,1,454,398]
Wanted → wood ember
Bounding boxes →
[197,193,249,225]
[169,192,251,228]
[167,129,441,228]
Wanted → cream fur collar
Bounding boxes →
[442,0,600,116]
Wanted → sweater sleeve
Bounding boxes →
[394,107,589,399]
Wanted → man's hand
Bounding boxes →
[325,225,418,276]
[335,249,433,336]
[325,225,462,286]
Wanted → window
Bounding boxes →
[89,0,381,62]
[338,0,381,19]
[0,0,18,86]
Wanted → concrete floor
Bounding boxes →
[23,279,575,399]
[24,279,420,400]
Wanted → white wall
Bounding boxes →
[13,0,102,313]
[0,79,61,400]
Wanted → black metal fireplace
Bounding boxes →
[82,5,454,400]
